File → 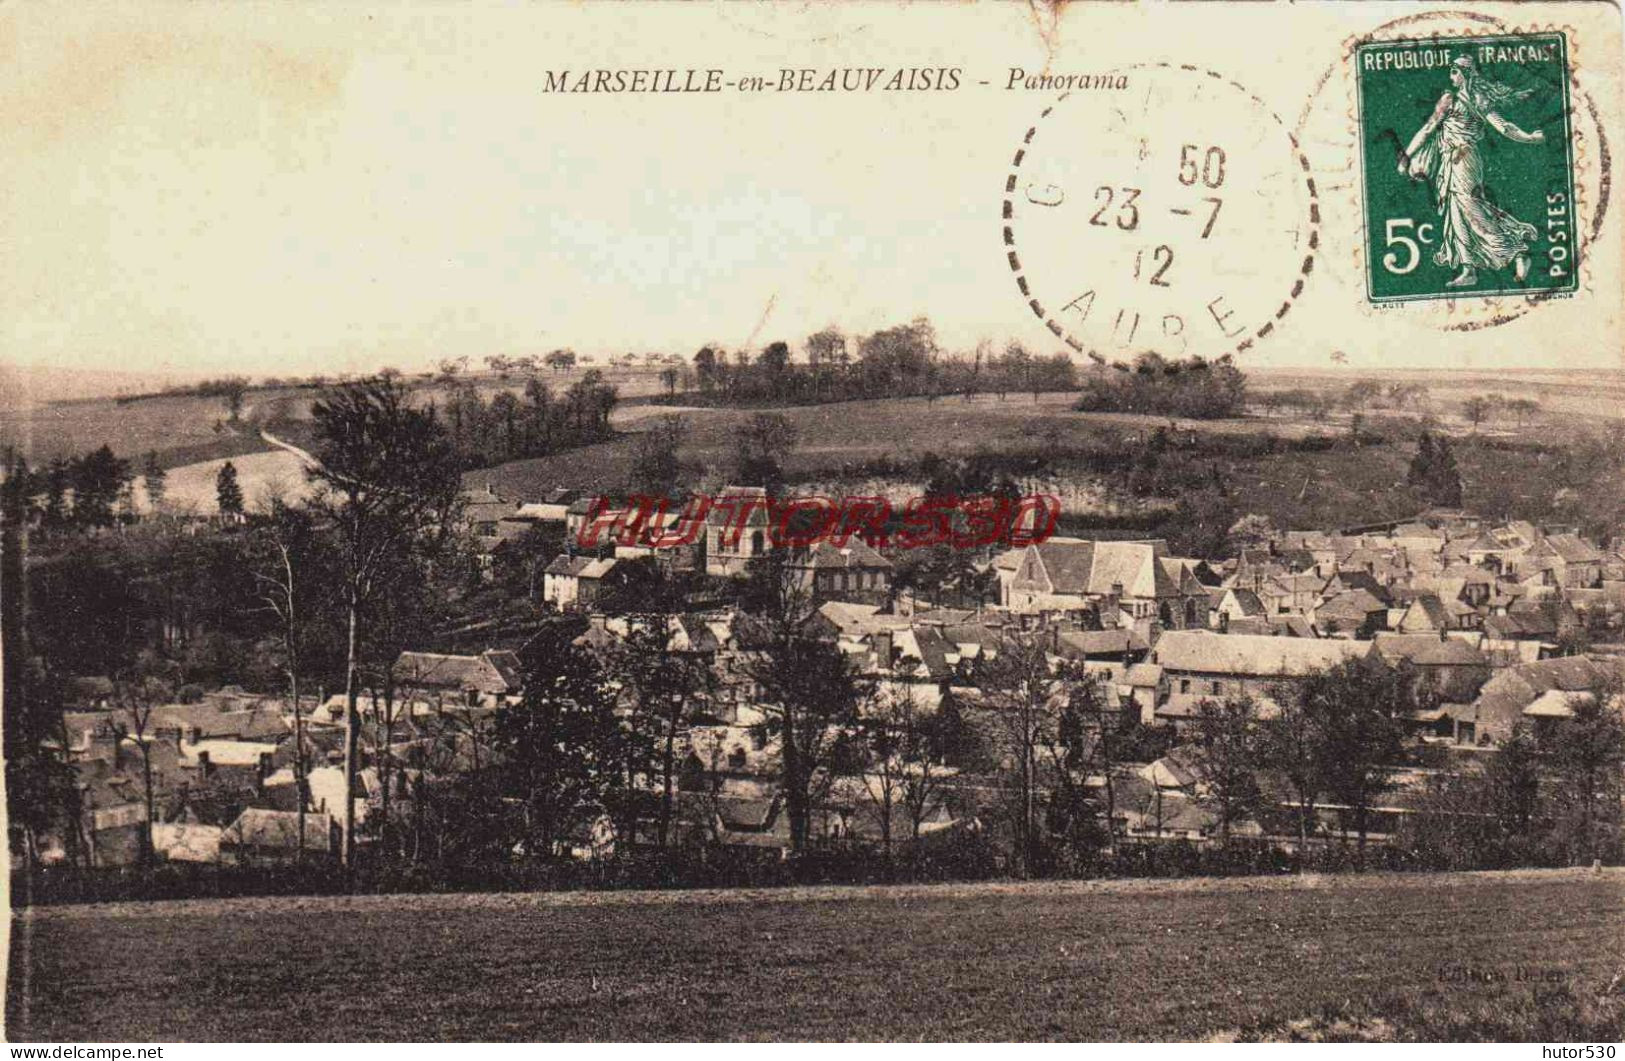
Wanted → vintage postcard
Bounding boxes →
[2,0,1622,1046]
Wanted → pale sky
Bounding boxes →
[2,2,1620,379]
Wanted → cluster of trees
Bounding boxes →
[6,377,475,868]
[1405,702,1625,869]
[1258,384,1541,434]
[193,376,252,420]
[1256,380,1436,421]
[1074,352,1248,419]
[976,652,1624,876]
[433,370,618,470]
[675,322,1078,407]
[1336,379,1430,415]
[123,375,252,417]
[1463,393,1541,431]
[1406,430,1465,507]
[12,471,1624,884]
[2,445,144,531]
[0,446,243,531]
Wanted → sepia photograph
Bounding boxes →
[2,0,1623,1046]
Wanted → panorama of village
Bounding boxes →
[4,346,1624,1041]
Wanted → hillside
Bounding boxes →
[468,390,1618,538]
[0,366,671,465]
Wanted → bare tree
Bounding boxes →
[886,683,954,846]
[250,502,323,855]
[1504,396,1541,426]
[108,663,179,867]
[976,633,1058,876]
[220,377,250,422]
[609,617,714,847]
[1058,663,1120,856]
[1263,681,1322,860]
[738,554,864,852]
[437,356,470,384]
[307,378,462,866]
[1188,695,1265,846]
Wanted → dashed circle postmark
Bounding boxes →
[1003,63,1319,361]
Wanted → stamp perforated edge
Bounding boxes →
[1351,29,1581,305]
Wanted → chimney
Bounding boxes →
[258,752,274,784]
[187,725,203,745]
[1219,612,1230,634]
[874,631,894,668]
[196,750,212,778]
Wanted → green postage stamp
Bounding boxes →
[1355,32,1578,303]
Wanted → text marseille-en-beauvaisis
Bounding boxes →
[543,68,1127,93]
[542,68,963,93]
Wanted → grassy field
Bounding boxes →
[0,367,670,465]
[9,367,1618,530]
[471,391,1331,491]
[1252,366,1625,427]
[8,869,1623,1042]
[467,391,1607,533]
[6,363,1618,469]
[0,392,277,466]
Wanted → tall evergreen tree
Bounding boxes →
[2,522,80,871]
[142,451,167,514]
[1407,430,1463,507]
[71,445,128,528]
[215,461,244,518]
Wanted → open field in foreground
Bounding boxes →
[8,869,1623,1041]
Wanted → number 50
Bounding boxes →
[1382,218,1435,275]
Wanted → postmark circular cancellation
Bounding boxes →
[1295,10,1611,332]
[1004,63,1319,361]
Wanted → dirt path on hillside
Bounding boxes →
[257,426,320,468]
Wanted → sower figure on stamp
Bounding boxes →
[1398,55,1544,288]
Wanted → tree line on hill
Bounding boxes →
[659,319,1079,407]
